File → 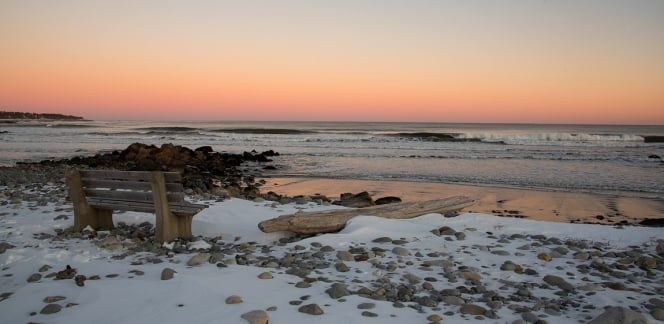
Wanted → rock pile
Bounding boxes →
[20,143,279,198]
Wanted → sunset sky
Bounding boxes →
[1,0,663,124]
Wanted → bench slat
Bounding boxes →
[82,179,184,192]
[86,197,207,215]
[81,170,182,182]
[84,189,185,203]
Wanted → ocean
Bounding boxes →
[1,120,663,198]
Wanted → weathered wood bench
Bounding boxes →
[66,169,208,243]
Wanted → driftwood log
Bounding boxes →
[258,196,474,234]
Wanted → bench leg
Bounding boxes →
[176,214,194,240]
[68,169,114,231]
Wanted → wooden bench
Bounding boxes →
[66,169,208,243]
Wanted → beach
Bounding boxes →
[261,177,664,225]
[1,160,664,323]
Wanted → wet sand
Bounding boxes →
[260,177,664,225]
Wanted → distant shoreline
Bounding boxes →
[0,110,85,121]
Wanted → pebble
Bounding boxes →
[240,310,269,324]
[460,304,487,315]
[298,303,324,315]
[357,302,375,309]
[542,275,574,292]
[43,296,66,303]
[651,308,664,321]
[40,303,62,314]
[257,272,273,279]
[160,268,176,280]
[186,253,211,266]
[336,251,354,261]
[27,273,42,283]
[326,283,350,299]
[537,253,552,262]
[392,247,409,256]
[427,314,443,322]
[361,311,378,317]
[225,295,243,304]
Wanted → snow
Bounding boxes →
[1,195,662,324]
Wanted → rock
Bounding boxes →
[375,196,402,205]
[457,270,482,281]
[335,263,349,272]
[636,256,657,270]
[392,247,410,256]
[40,303,62,315]
[0,242,15,254]
[75,275,86,287]
[460,304,487,315]
[657,241,664,256]
[258,272,273,279]
[336,251,355,261]
[161,268,176,280]
[357,303,375,309]
[543,274,574,292]
[55,265,77,280]
[588,306,648,324]
[442,296,465,306]
[651,308,664,321]
[27,273,42,283]
[336,191,374,208]
[298,303,324,315]
[240,310,269,324]
[361,311,378,317]
[226,295,243,304]
[537,253,552,261]
[96,236,123,251]
[43,296,66,303]
[427,314,443,322]
[326,283,350,299]
[186,252,211,266]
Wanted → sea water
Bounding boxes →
[1,120,663,198]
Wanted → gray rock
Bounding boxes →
[403,273,421,284]
[43,296,66,303]
[442,296,465,306]
[357,302,375,309]
[335,262,349,272]
[186,252,211,266]
[543,274,574,292]
[336,251,354,261]
[391,247,409,256]
[161,268,176,280]
[656,241,664,256]
[241,310,269,324]
[588,306,648,324]
[460,304,487,315]
[27,273,42,283]
[372,237,393,243]
[40,303,62,314]
[361,311,378,317]
[298,303,324,315]
[326,283,350,299]
[521,312,539,323]
[0,242,15,254]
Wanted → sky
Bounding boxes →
[1,0,663,124]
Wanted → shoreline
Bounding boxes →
[260,177,664,225]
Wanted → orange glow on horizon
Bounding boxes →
[1,1,663,124]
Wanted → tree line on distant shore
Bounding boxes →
[0,111,84,120]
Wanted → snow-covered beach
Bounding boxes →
[1,170,663,323]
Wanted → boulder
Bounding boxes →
[588,306,648,324]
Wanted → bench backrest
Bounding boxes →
[80,170,185,204]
